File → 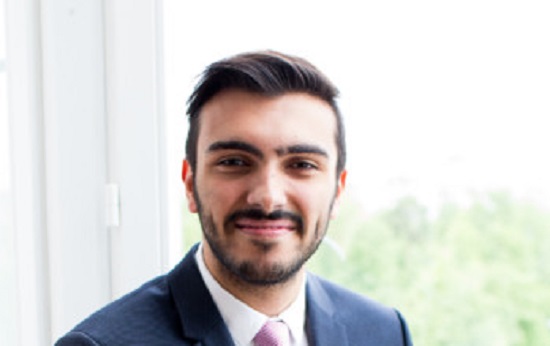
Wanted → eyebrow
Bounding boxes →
[207,141,264,158]
[277,144,329,158]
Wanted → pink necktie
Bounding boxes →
[253,320,291,346]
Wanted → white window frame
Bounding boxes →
[6,0,169,344]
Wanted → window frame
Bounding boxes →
[6,0,168,343]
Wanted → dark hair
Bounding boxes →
[185,50,346,174]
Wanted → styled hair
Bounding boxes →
[185,50,346,174]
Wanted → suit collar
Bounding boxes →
[305,273,349,346]
[167,244,234,345]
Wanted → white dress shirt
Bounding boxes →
[195,243,308,346]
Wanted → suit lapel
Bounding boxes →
[305,273,349,346]
[167,244,235,346]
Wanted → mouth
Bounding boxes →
[225,209,304,240]
[234,218,297,237]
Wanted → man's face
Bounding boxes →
[183,89,346,286]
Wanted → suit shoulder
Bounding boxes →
[307,273,413,345]
[308,274,392,315]
[57,275,182,344]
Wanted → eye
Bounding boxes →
[217,157,250,167]
[288,160,318,171]
[213,156,255,174]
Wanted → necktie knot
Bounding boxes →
[253,320,290,346]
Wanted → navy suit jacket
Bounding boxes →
[56,245,413,345]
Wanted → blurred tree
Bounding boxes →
[308,192,550,345]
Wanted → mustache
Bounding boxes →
[225,209,304,231]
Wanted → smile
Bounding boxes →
[234,218,297,237]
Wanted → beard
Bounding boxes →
[194,188,333,287]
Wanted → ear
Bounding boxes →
[330,169,347,219]
[182,160,198,213]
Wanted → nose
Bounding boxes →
[246,166,287,213]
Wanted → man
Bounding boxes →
[57,51,413,345]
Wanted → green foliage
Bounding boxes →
[182,207,203,249]
[308,192,550,345]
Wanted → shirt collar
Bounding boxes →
[195,243,306,346]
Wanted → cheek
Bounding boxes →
[295,185,335,222]
[197,178,245,216]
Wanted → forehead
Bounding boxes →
[197,90,338,152]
